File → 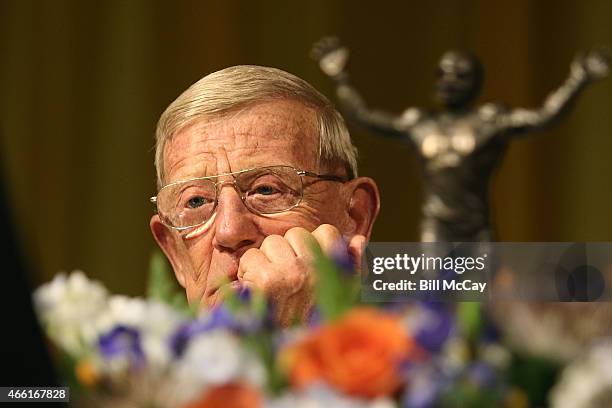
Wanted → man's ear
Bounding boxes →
[345,177,381,239]
[344,177,380,271]
[150,215,188,288]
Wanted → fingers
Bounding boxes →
[235,224,351,327]
[306,225,368,274]
[238,234,308,295]
[283,227,317,260]
[282,224,345,259]
[237,247,270,282]
[347,234,367,272]
[311,223,344,255]
[239,224,350,283]
[259,234,296,263]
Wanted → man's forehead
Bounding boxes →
[163,99,320,181]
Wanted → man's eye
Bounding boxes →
[186,196,208,208]
[253,185,278,196]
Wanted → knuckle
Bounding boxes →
[314,223,340,237]
[238,248,259,278]
[284,226,309,241]
[243,247,259,259]
[261,234,284,250]
[286,264,309,293]
[260,273,272,290]
[263,234,283,243]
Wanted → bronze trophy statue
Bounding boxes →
[313,38,609,242]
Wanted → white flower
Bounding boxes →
[94,295,187,371]
[268,385,396,408]
[33,271,109,356]
[171,329,266,403]
[550,339,612,408]
[103,295,185,334]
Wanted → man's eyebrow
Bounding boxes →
[174,161,309,184]
[168,163,212,184]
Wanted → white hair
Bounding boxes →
[154,65,358,188]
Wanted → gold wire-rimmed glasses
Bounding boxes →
[150,165,347,230]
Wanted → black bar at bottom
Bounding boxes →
[0,387,69,403]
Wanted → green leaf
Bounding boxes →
[250,288,268,319]
[146,250,190,313]
[311,243,359,321]
[240,331,287,395]
[457,302,482,341]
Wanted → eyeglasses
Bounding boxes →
[150,165,347,230]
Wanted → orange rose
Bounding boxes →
[75,359,99,387]
[284,307,417,398]
[183,382,262,408]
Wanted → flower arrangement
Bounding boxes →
[34,250,521,407]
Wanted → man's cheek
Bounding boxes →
[299,196,349,233]
[183,213,217,240]
[182,240,214,301]
[261,209,321,233]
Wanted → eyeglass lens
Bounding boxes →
[156,166,303,229]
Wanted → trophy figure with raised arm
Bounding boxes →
[313,38,609,242]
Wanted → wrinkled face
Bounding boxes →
[435,52,481,109]
[158,99,351,308]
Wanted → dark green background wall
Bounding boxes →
[1,0,611,295]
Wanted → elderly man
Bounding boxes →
[149,65,380,325]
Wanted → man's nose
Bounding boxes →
[212,184,259,252]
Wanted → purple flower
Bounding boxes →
[480,318,501,343]
[98,325,145,367]
[238,285,252,303]
[169,305,266,356]
[169,306,237,356]
[414,302,454,353]
[402,364,447,408]
[306,306,322,327]
[331,242,354,275]
[403,384,439,408]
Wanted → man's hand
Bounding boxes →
[237,224,351,326]
[571,48,610,82]
[311,37,350,80]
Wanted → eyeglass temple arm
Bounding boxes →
[297,171,347,182]
[150,196,159,214]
